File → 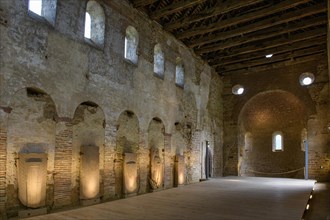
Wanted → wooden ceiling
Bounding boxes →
[128,0,328,75]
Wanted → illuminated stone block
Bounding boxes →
[150,148,164,190]
[18,153,47,208]
[80,145,99,200]
[175,155,185,186]
[123,153,138,196]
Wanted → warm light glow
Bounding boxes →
[302,77,312,85]
[29,0,42,15]
[309,195,312,199]
[178,173,185,185]
[84,178,99,198]
[124,154,138,194]
[306,204,310,210]
[84,12,91,39]
[265,54,273,58]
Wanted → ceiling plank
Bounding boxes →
[150,0,206,20]
[164,0,263,31]
[210,36,327,67]
[215,45,326,72]
[132,0,157,8]
[190,16,327,48]
[178,2,326,42]
[204,28,326,61]
[218,53,324,75]
[194,17,327,54]
[177,0,312,40]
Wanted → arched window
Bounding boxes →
[85,0,105,46]
[84,12,91,39]
[154,44,164,78]
[28,0,57,25]
[272,131,283,152]
[125,26,139,64]
[301,128,307,151]
[175,57,184,87]
[244,132,253,151]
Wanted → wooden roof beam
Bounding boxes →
[204,28,326,61]
[132,0,157,8]
[194,16,327,53]
[213,44,326,71]
[218,53,324,75]
[210,36,327,67]
[150,0,206,20]
[177,0,325,40]
[193,5,326,54]
[164,0,263,31]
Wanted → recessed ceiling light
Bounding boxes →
[265,54,273,58]
[299,72,315,86]
[232,84,244,95]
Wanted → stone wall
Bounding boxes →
[223,60,330,181]
[0,0,223,217]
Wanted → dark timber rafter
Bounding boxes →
[210,36,327,67]
[164,0,263,31]
[130,0,327,75]
[150,0,206,20]
[176,0,313,40]
[193,16,327,51]
[193,3,326,55]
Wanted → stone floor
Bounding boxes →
[27,177,317,220]
[304,182,330,220]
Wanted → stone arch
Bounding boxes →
[238,90,308,178]
[147,117,165,192]
[6,87,57,212]
[71,101,105,204]
[114,110,140,198]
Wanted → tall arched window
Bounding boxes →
[85,0,105,46]
[125,26,139,64]
[272,131,283,152]
[154,44,164,77]
[28,0,57,25]
[175,57,184,87]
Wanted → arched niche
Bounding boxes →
[7,87,57,210]
[147,117,165,191]
[238,90,308,178]
[71,101,105,205]
[115,110,139,198]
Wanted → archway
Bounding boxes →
[115,110,139,198]
[7,87,56,213]
[72,101,105,205]
[238,90,308,178]
[147,118,165,191]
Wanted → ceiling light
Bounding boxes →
[299,72,315,86]
[232,84,244,95]
[265,54,273,58]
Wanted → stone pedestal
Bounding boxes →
[123,153,138,196]
[80,145,99,200]
[18,207,47,218]
[175,155,185,187]
[18,153,47,208]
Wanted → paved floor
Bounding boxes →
[304,182,330,220]
[28,177,315,220]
